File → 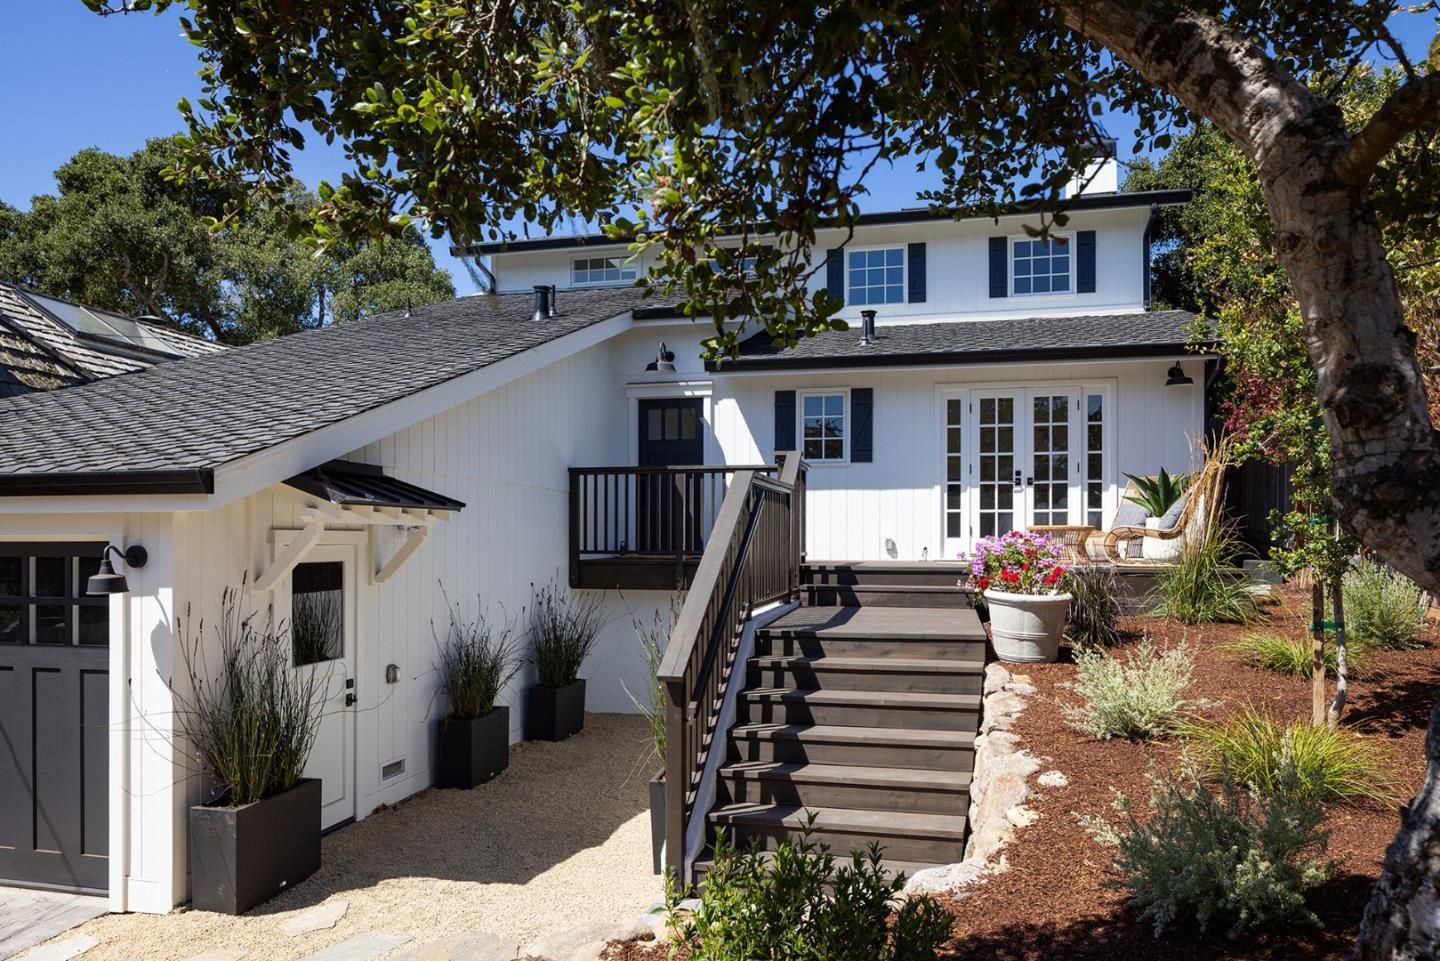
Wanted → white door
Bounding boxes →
[1025,388,1080,529]
[280,545,357,830]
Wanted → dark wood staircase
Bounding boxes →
[697,562,986,877]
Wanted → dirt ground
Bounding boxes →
[40,714,664,961]
[607,588,1439,961]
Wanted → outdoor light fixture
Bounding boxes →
[86,544,148,596]
[646,342,677,373]
[1165,363,1194,387]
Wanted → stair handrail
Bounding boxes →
[658,453,806,880]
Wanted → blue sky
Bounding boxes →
[2,6,1434,298]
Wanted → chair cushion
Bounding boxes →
[1156,492,1189,532]
[1113,498,1147,528]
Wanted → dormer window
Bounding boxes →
[1012,236,1071,295]
[572,256,636,286]
[847,247,905,306]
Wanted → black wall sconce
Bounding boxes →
[87,544,148,595]
[645,342,677,373]
[1165,362,1194,387]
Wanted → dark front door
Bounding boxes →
[637,399,704,553]
[0,542,110,893]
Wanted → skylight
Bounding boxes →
[19,290,183,358]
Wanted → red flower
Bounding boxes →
[977,577,991,591]
[1043,569,1062,585]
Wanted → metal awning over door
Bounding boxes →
[0,542,109,893]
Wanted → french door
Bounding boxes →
[942,384,1111,556]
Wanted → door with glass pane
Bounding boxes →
[1027,389,1077,528]
[281,545,357,830]
[970,391,1022,540]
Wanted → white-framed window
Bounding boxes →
[1012,235,1071,295]
[572,255,636,285]
[846,247,905,305]
[800,390,848,463]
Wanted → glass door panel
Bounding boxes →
[974,392,1020,538]
[1029,391,1073,527]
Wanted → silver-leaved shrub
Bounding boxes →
[1059,638,1198,739]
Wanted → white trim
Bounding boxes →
[373,526,429,585]
[1009,233,1075,298]
[253,521,324,592]
[712,353,1215,378]
[843,243,908,308]
[627,391,714,468]
[624,380,713,399]
[570,254,638,286]
[797,388,850,465]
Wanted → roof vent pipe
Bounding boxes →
[532,285,551,322]
[547,285,558,317]
[859,309,877,346]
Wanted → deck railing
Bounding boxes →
[656,453,806,880]
[568,464,775,588]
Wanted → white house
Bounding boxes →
[0,158,1206,908]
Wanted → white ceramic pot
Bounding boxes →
[984,589,1072,663]
[1141,517,1185,563]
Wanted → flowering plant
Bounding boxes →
[960,530,1067,595]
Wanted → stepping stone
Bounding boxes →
[183,951,246,961]
[299,933,411,961]
[281,900,350,937]
[397,933,519,961]
[20,935,98,961]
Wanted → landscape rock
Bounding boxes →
[1003,682,1038,696]
[397,932,521,961]
[281,899,350,936]
[982,663,1013,695]
[978,690,1027,733]
[903,860,988,895]
[1006,806,1041,828]
[523,916,652,961]
[22,937,98,961]
[1037,770,1069,788]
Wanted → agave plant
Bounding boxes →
[1124,468,1190,517]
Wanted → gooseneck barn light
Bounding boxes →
[1165,363,1194,387]
[87,544,148,596]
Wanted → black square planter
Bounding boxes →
[437,706,510,789]
[527,679,586,741]
[188,778,321,915]
[648,771,666,876]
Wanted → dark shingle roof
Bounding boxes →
[0,286,647,487]
[712,310,1206,371]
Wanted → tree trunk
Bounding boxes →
[1328,575,1348,729]
[1312,578,1327,726]
[1055,4,1440,957]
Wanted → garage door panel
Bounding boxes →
[81,669,109,859]
[0,663,21,854]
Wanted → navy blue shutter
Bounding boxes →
[1076,230,1097,293]
[825,249,844,302]
[907,243,926,303]
[988,237,1007,298]
[850,388,874,463]
[774,390,796,453]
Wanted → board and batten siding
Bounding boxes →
[710,358,1203,562]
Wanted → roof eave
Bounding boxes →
[706,340,1216,373]
[0,468,216,498]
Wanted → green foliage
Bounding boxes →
[1227,631,1368,678]
[621,599,680,764]
[1152,532,1260,625]
[668,823,953,961]
[177,588,326,806]
[1064,565,1123,646]
[0,137,453,344]
[1083,760,1334,938]
[1124,468,1189,517]
[1180,709,1403,804]
[1059,639,1198,740]
[529,579,604,689]
[1343,559,1428,650]
[435,597,522,720]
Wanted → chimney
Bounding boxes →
[532,285,550,322]
[859,309,877,346]
[547,285,558,317]
[1064,136,1118,198]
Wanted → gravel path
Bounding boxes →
[44,714,662,961]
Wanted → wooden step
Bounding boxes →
[748,654,985,694]
[803,562,972,590]
[718,761,971,815]
[709,803,968,863]
[740,688,981,731]
[805,584,973,609]
[692,848,941,885]
[729,723,976,771]
[757,606,986,660]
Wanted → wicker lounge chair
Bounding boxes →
[1100,462,1225,564]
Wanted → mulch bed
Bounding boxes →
[607,587,1440,961]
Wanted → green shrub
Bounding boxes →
[1059,639,1199,740]
[529,578,604,688]
[1064,565,1122,646]
[1151,531,1260,625]
[1343,559,1427,650]
[1226,631,1369,678]
[670,822,952,961]
[1083,760,1334,938]
[1180,708,1402,804]
[1124,468,1190,516]
[178,588,326,805]
[435,598,521,719]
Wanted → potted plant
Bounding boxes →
[179,588,326,915]
[435,598,521,789]
[622,602,677,874]
[526,578,603,741]
[966,531,1071,663]
[1124,468,1190,563]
